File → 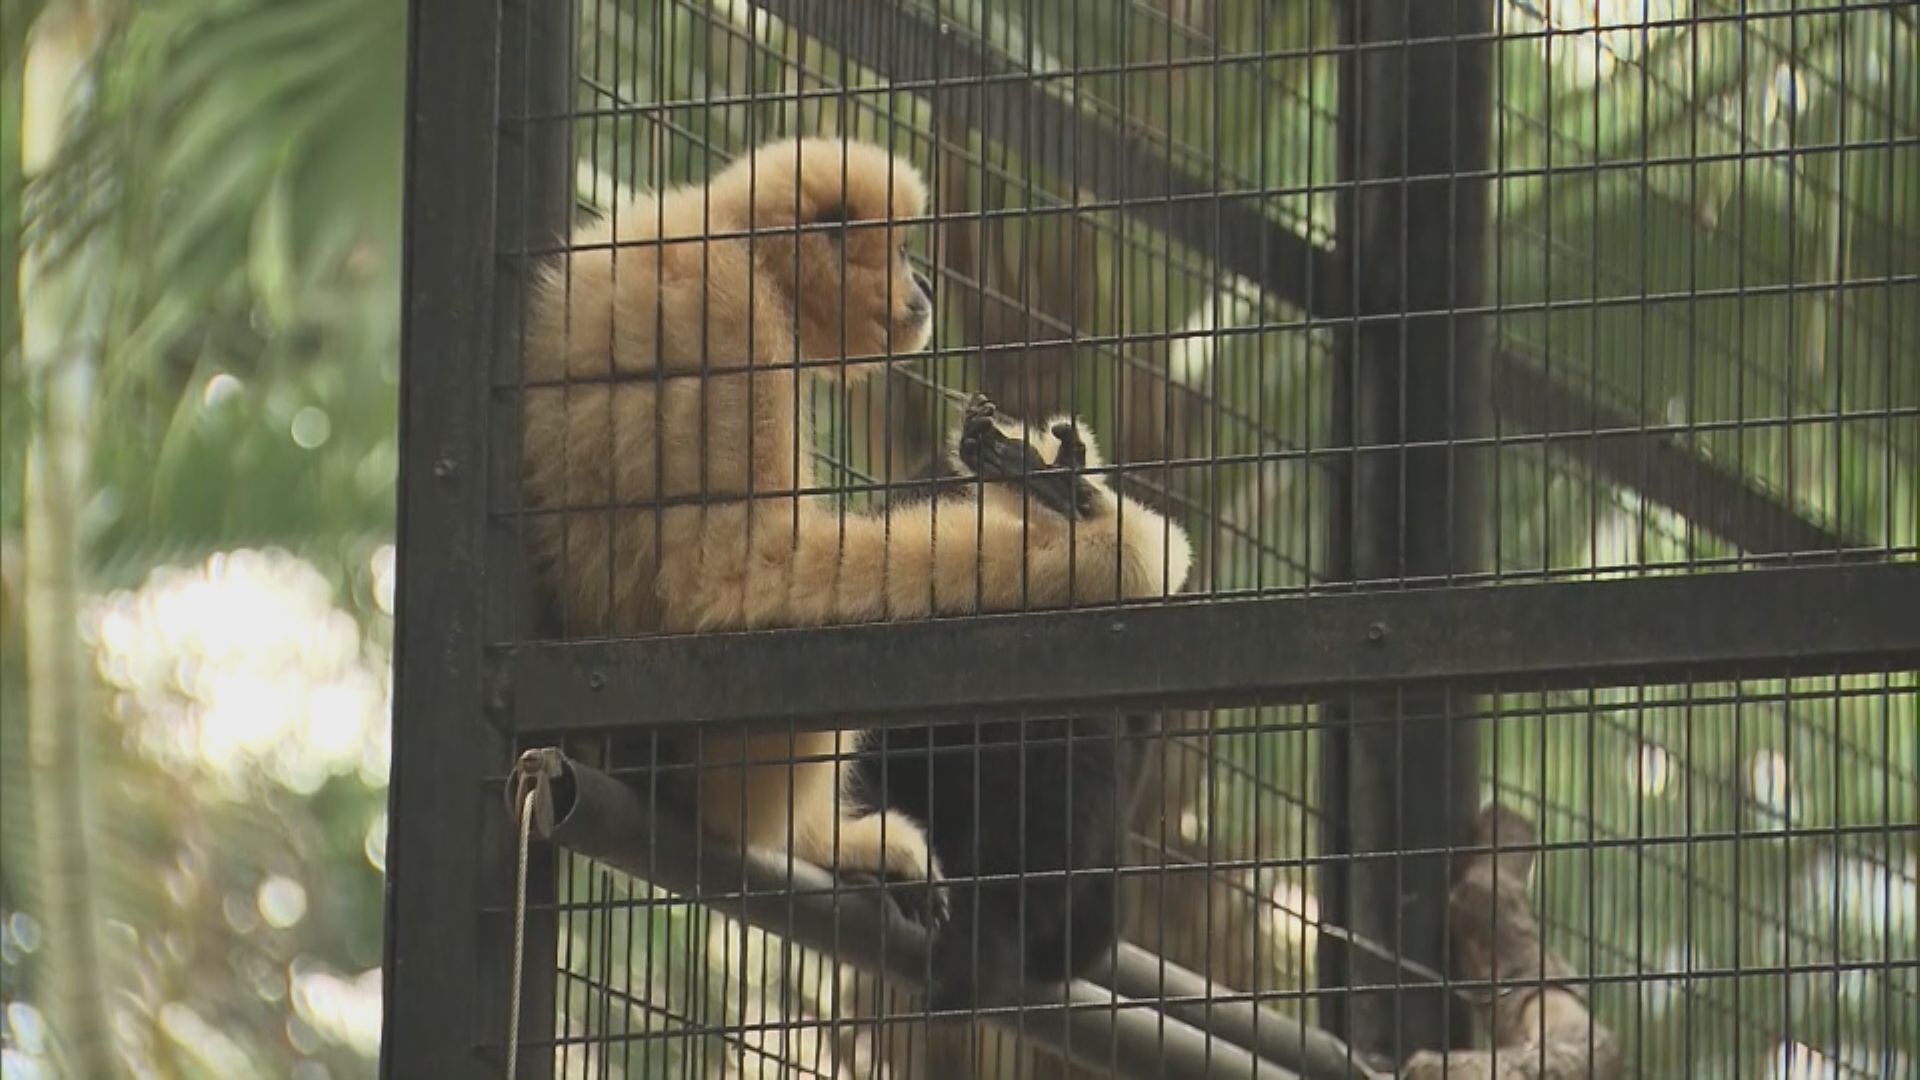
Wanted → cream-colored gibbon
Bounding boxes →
[520,136,1191,999]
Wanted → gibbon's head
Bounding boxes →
[711,137,935,370]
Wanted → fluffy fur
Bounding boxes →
[520,137,1191,935]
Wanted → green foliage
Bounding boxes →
[6,0,403,1075]
[1494,2,1919,554]
[23,0,405,586]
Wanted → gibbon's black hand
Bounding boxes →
[959,394,1100,520]
[839,865,951,933]
[1047,421,1099,518]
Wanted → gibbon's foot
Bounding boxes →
[815,810,947,929]
[958,394,1099,520]
[839,866,951,932]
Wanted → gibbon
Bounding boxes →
[519,136,1192,943]
[856,410,1162,1009]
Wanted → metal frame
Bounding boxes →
[487,0,575,1073]
[381,0,509,1073]
[495,563,1920,729]
[385,0,1920,1076]
[383,0,573,1073]
[1318,0,1493,1059]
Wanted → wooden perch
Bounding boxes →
[1400,806,1621,1080]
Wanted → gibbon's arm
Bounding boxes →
[661,394,1193,630]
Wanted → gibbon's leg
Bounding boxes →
[690,728,947,928]
[803,732,947,930]
[815,793,950,930]
[717,489,1159,625]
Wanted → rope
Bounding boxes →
[506,785,536,1079]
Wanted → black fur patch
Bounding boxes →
[853,714,1152,1010]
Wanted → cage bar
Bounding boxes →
[1319,0,1497,1064]
[381,0,511,1073]
[489,0,577,1072]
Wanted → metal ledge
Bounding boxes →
[511,749,1318,1080]
[494,563,1920,731]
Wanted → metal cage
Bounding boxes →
[384,0,1919,1077]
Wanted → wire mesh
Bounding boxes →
[512,0,1916,623]
[523,672,1916,1079]
[388,0,1920,1078]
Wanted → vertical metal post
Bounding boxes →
[382,0,507,1074]
[491,0,574,1075]
[1320,0,1493,1067]
[494,0,573,631]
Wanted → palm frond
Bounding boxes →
[23,0,404,572]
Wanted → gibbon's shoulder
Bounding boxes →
[520,184,753,383]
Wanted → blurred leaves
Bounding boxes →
[21,0,405,586]
[1494,2,1919,554]
[6,0,403,1076]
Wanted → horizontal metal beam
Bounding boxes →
[516,750,1301,1080]
[1490,352,1865,557]
[495,563,1920,730]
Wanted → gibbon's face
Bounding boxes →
[796,210,935,362]
[731,138,935,365]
